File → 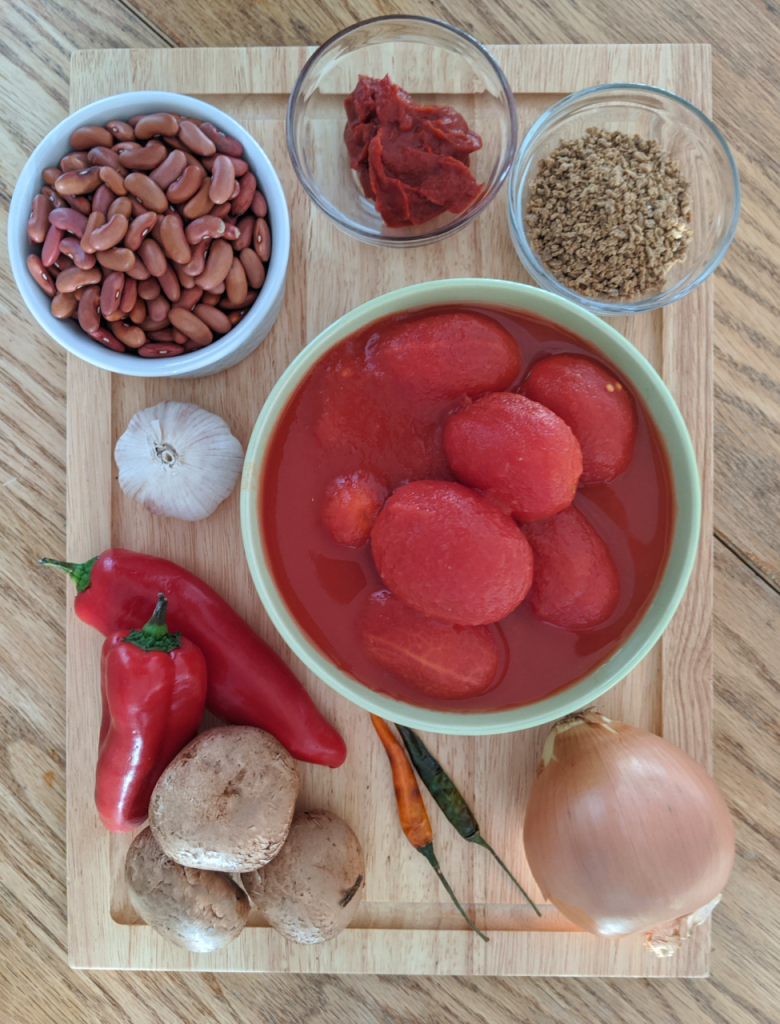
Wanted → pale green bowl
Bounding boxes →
[240,279,701,734]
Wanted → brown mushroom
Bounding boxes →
[241,809,365,944]
[149,726,299,872]
[125,827,249,952]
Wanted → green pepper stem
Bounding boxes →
[39,556,97,593]
[417,842,489,942]
[470,834,541,916]
[123,594,181,653]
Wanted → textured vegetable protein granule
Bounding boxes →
[525,127,692,300]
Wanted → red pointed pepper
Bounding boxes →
[41,549,347,767]
[97,593,207,832]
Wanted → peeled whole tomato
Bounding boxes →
[322,471,387,547]
[366,311,521,400]
[359,591,499,700]
[370,480,533,626]
[522,355,637,484]
[443,392,583,523]
[523,712,735,951]
[523,504,619,630]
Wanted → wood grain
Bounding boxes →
[1,0,779,1021]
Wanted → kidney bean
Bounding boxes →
[230,172,256,216]
[120,276,137,314]
[112,321,146,349]
[158,213,191,264]
[227,309,248,326]
[97,247,136,272]
[128,197,151,218]
[124,211,157,250]
[225,256,248,305]
[88,145,123,171]
[138,278,161,301]
[77,285,101,331]
[130,298,147,324]
[98,166,128,195]
[106,120,135,142]
[182,238,208,277]
[81,211,107,256]
[113,141,141,153]
[92,184,117,216]
[173,263,196,289]
[27,194,50,244]
[193,303,231,334]
[208,154,236,206]
[230,214,254,252]
[124,172,168,213]
[127,115,145,127]
[56,266,102,293]
[140,315,170,331]
[134,113,180,139]
[51,292,79,318]
[100,271,125,317]
[169,307,213,344]
[50,253,74,276]
[201,291,221,307]
[138,237,167,277]
[70,125,113,150]
[150,149,187,189]
[42,167,61,186]
[157,265,181,302]
[202,154,249,176]
[219,289,258,310]
[251,190,268,218]
[59,236,95,269]
[119,140,167,170]
[166,164,203,205]
[90,326,126,352]
[55,167,101,195]
[194,238,233,291]
[223,224,240,241]
[41,186,65,211]
[147,328,175,342]
[199,123,243,157]
[185,216,226,245]
[149,214,165,244]
[178,120,216,156]
[179,177,211,219]
[125,259,151,281]
[60,151,91,173]
[172,287,203,311]
[27,254,57,296]
[210,202,231,219]
[103,307,125,323]
[253,217,271,261]
[147,294,171,322]
[41,224,65,267]
[88,213,129,251]
[48,207,88,237]
[170,328,188,345]
[62,193,93,215]
[139,342,184,358]
[107,195,133,219]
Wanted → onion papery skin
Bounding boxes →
[523,712,735,940]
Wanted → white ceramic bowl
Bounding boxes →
[8,90,290,378]
[241,279,701,735]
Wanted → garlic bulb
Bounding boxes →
[115,401,244,521]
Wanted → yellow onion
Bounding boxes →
[523,711,735,955]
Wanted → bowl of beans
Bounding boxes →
[507,83,740,316]
[8,91,290,377]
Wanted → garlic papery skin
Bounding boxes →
[115,401,244,521]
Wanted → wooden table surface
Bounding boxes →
[1,1,778,1022]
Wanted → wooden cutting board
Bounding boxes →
[66,43,713,975]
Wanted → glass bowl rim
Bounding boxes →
[286,14,519,248]
[507,81,741,315]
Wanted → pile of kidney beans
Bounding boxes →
[26,112,271,358]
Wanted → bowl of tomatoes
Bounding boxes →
[240,278,700,734]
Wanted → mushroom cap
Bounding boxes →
[242,809,365,944]
[149,726,299,872]
[125,827,249,952]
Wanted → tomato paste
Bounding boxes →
[344,75,483,227]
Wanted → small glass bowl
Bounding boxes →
[287,15,517,248]
[507,83,740,315]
